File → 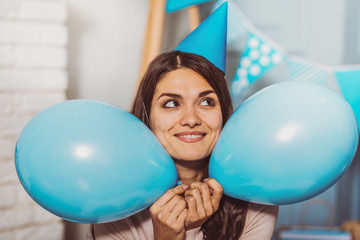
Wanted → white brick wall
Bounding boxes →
[15,46,67,68]
[0,69,68,91]
[0,0,68,239]
[0,46,14,66]
[0,1,67,22]
[15,223,64,240]
[0,138,16,159]
[14,92,66,114]
[0,185,16,208]
[0,21,68,45]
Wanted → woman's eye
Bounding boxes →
[200,98,215,106]
[164,100,179,108]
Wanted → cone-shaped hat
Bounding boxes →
[175,1,228,73]
[165,0,213,13]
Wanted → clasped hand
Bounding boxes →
[149,178,223,240]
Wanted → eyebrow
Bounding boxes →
[157,93,182,101]
[157,90,216,101]
[198,90,216,98]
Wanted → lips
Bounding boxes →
[174,131,206,143]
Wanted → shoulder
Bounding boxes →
[247,202,279,220]
[93,209,153,240]
[240,202,279,240]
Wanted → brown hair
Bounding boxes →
[131,51,248,240]
[131,51,233,128]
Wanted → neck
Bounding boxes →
[174,158,209,186]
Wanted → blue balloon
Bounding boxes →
[209,81,359,205]
[15,100,178,223]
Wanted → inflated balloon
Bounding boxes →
[15,100,178,223]
[209,81,359,205]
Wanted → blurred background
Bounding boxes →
[0,0,359,239]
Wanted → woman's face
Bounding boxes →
[149,68,223,161]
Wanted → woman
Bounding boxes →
[93,51,278,240]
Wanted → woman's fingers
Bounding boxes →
[152,184,188,209]
[166,198,187,223]
[184,182,216,230]
[159,195,183,220]
[198,183,213,215]
[190,182,213,215]
[185,182,213,217]
[190,188,206,217]
[177,208,188,223]
[150,185,189,238]
[187,179,223,213]
[185,195,197,214]
[204,178,223,211]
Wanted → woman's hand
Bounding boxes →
[150,184,189,240]
[184,178,223,230]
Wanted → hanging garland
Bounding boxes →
[218,0,360,129]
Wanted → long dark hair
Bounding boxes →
[131,51,249,240]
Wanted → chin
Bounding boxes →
[176,153,210,162]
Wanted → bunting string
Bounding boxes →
[213,0,360,128]
[286,56,331,84]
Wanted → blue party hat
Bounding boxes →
[175,1,228,73]
[166,0,213,13]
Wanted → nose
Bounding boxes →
[180,106,201,128]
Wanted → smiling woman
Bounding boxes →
[138,52,228,180]
[92,1,278,239]
[149,68,223,162]
[92,51,278,240]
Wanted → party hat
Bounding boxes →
[165,0,213,13]
[175,1,228,73]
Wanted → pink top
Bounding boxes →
[94,202,278,240]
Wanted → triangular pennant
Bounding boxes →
[231,32,284,96]
[286,56,331,84]
[334,67,360,129]
[166,0,213,13]
[175,2,228,73]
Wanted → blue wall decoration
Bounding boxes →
[334,68,360,130]
[232,32,284,95]
[286,56,331,84]
[212,0,360,124]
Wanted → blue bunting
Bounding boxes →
[334,68,360,130]
[287,56,330,84]
[231,33,284,95]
